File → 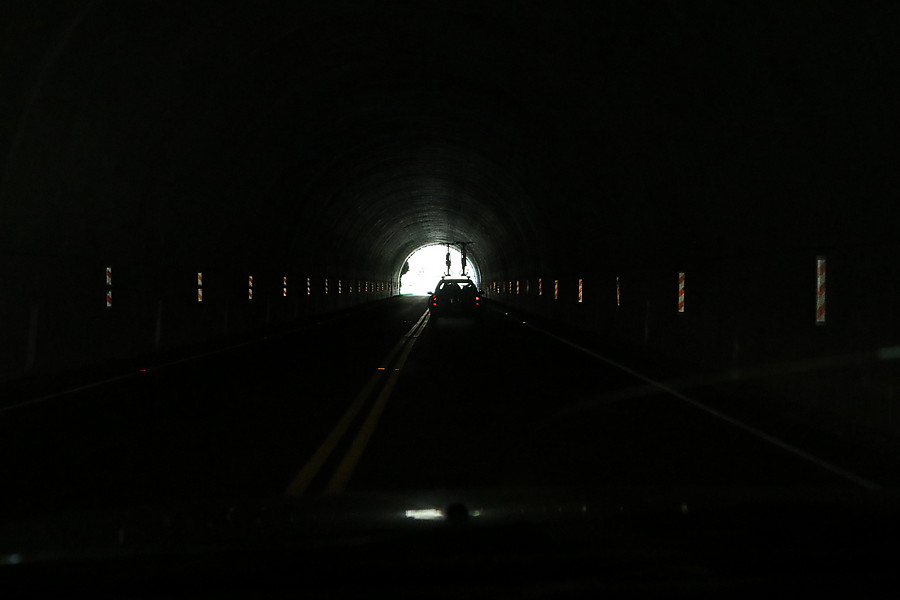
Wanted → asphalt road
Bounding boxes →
[0,296,894,520]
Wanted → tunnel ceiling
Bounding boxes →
[3,2,899,282]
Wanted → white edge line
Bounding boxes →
[514,316,882,492]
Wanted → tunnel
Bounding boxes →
[4,5,900,467]
[4,1,900,433]
[5,3,900,590]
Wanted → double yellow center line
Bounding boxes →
[283,309,430,496]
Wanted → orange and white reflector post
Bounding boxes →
[578,279,583,303]
[198,272,203,302]
[677,272,685,313]
[249,275,253,300]
[538,278,542,296]
[307,277,311,295]
[816,257,826,325]
[516,281,520,295]
[508,281,512,294]
[325,278,329,294]
[616,276,621,307]
[283,276,287,297]
[198,288,203,302]
[338,279,342,294]
[554,279,559,300]
[106,267,112,308]
[197,272,203,287]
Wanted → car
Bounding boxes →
[427,277,482,318]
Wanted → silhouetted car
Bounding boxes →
[427,278,481,318]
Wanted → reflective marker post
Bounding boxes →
[616,276,621,307]
[816,257,826,325]
[578,279,583,303]
[678,272,685,313]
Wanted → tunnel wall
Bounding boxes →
[488,247,900,437]
[0,254,395,382]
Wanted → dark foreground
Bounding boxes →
[2,296,899,596]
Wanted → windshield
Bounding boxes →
[2,0,899,593]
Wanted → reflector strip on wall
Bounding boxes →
[106,267,112,287]
[554,279,559,300]
[198,288,203,302]
[678,272,685,313]
[516,281,520,295]
[283,276,287,297]
[249,287,253,300]
[325,279,329,294]
[816,257,826,325]
[539,278,542,296]
[307,277,311,295]
[338,279,342,294]
[578,279,583,303]
[106,289,112,308]
[197,272,203,287]
[616,276,621,307]
[249,275,254,300]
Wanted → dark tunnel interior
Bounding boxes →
[3,1,900,433]
[6,3,900,592]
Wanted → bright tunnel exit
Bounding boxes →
[399,244,478,295]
